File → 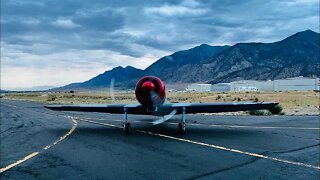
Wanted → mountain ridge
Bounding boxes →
[54,30,319,91]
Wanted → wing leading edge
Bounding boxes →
[44,104,144,114]
[45,102,278,115]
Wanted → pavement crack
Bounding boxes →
[269,143,320,154]
[187,151,269,180]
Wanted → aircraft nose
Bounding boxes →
[142,81,155,91]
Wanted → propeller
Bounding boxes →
[149,89,178,125]
[110,78,115,103]
[152,108,177,125]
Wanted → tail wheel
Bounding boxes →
[178,122,186,134]
[124,123,131,135]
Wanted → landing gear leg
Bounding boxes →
[178,107,186,134]
[123,108,131,134]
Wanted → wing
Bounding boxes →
[164,102,278,114]
[44,104,145,114]
[45,102,278,115]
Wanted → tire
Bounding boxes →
[178,122,186,134]
[124,123,131,135]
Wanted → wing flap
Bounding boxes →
[165,102,278,114]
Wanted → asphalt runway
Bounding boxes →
[0,99,319,179]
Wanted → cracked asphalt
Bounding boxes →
[1,99,319,179]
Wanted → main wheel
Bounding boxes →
[178,122,186,134]
[124,123,131,135]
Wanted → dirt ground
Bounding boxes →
[2,91,319,115]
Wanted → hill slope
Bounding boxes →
[56,30,319,90]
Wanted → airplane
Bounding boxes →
[45,76,278,134]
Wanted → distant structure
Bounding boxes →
[273,77,320,91]
[211,83,231,92]
[186,77,319,92]
[187,84,211,92]
[230,80,273,92]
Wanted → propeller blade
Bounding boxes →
[110,78,115,103]
[152,109,177,125]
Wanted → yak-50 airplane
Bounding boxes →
[45,76,278,134]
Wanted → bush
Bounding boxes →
[269,104,283,115]
[47,95,56,101]
[248,110,269,116]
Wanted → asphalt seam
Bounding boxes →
[187,153,267,180]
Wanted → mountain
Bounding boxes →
[56,30,319,91]
[145,44,230,78]
[56,44,229,91]
[56,66,143,91]
[197,29,320,83]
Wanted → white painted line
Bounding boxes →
[0,103,18,108]
[189,123,320,130]
[76,118,320,170]
[75,118,122,129]
[136,130,320,170]
[80,117,320,130]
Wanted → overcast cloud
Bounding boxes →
[1,0,319,90]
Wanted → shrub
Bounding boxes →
[248,110,268,116]
[47,95,56,101]
[269,104,283,115]
[279,112,285,115]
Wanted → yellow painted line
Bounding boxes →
[81,117,320,130]
[76,118,320,170]
[0,117,77,173]
[0,152,39,173]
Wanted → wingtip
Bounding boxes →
[44,105,51,110]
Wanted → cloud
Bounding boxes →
[1,42,167,89]
[144,4,207,17]
[52,18,79,28]
[1,0,319,89]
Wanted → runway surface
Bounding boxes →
[0,99,319,179]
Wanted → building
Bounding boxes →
[187,84,212,92]
[187,77,319,92]
[230,80,273,92]
[273,77,320,91]
[211,83,230,92]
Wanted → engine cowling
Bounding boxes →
[135,76,166,107]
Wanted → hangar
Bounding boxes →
[211,83,231,92]
[187,84,212,92]
[273,77,320,91]
[230,80,273,92]
[187,77,319,92]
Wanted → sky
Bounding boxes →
[1,0,319,90]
